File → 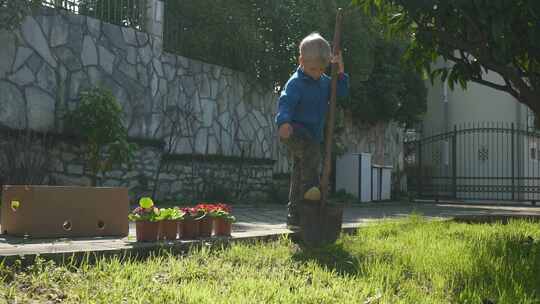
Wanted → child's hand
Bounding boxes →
[331,51,344,74]
[278,123,293,139]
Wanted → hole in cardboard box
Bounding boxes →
[11,200,20,212]
[97,220,105,230]
[63,220,72,231]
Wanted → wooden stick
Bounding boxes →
[320,8,343,208]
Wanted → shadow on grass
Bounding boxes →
[453,214,540,224]
[291,241,360,276]
[460,231,540,301]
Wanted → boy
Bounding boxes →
[275,32,349,230]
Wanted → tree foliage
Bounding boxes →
[340,39,427,127]
[163,0,427,127]
[163,0,338,90]
[355,0,540,117]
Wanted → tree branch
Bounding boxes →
[422,27,536,107]
[443,53,535,110]
[471,77,519,98]
[444,53,504,89]
[406,5,539,114]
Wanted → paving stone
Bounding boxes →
[50,15,69,47]
[151,37,162,56]
[66,22,83,53]
[69,70,89,99]
[163,63,175,81]
[136,31,149,46]
[158,76,167,96]
[66,164,84,175]
[151,73,158,97]
[126,46,137,64]
[118,59,137,80]
[103,23,127,50]
[0,81,26,129]
[122,27,137,46]
[138,44,152,65]
[8,66,35,86]
[12,47,33,72]
[56,46,82,72]
[152,58,163,77]
[98,46,115,74]
[67,14,85,26]
[200,98,215,128]
[36,63,57,93]
[136,64,149,87]
[25,86,56,131]
[27,53,44,73]
[86,17,101,38]
[0,30,16,76]
[182,75,196,97]
[81,35,98,66]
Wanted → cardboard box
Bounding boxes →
[1,185,129,238]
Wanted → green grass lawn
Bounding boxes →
[1,216,539,303]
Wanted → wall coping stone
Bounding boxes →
[162,153,276,165]
[0,126,165,149]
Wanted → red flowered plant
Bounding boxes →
[212,211,236,222]
[195,203,231,213]
[181,207,205,220]
[195,203,216,214]
[178,203,235,221]
[205,203,235,222]
[213,203,232,213]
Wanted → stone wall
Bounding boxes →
[49,140,162,197]
[339,114,404,169]
[0,130,273,202]
[337,112,406,195]
[0,7,277,160]
[157,157,273,202]
[0,7,405,201]
[0,8,280,201]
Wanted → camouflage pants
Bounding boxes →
[282,134,321,224]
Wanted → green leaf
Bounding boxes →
[64,87,134,183]
[350,0,539,118]
[139,197,154,209]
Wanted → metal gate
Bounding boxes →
[405,122,540,202]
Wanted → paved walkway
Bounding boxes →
[1,202,539,260]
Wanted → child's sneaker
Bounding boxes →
[286,203,300,231]
[286,213,300,231]
[286,220,300,232]
[303,186,321,201]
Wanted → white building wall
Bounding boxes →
[422,59,538,201]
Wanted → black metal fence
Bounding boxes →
[41,0,147,30]
[405,122,540,202]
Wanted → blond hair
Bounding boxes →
[299,33,331,66]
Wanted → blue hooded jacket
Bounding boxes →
[275,67,349,142]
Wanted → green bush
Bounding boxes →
[65,87,136,186]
